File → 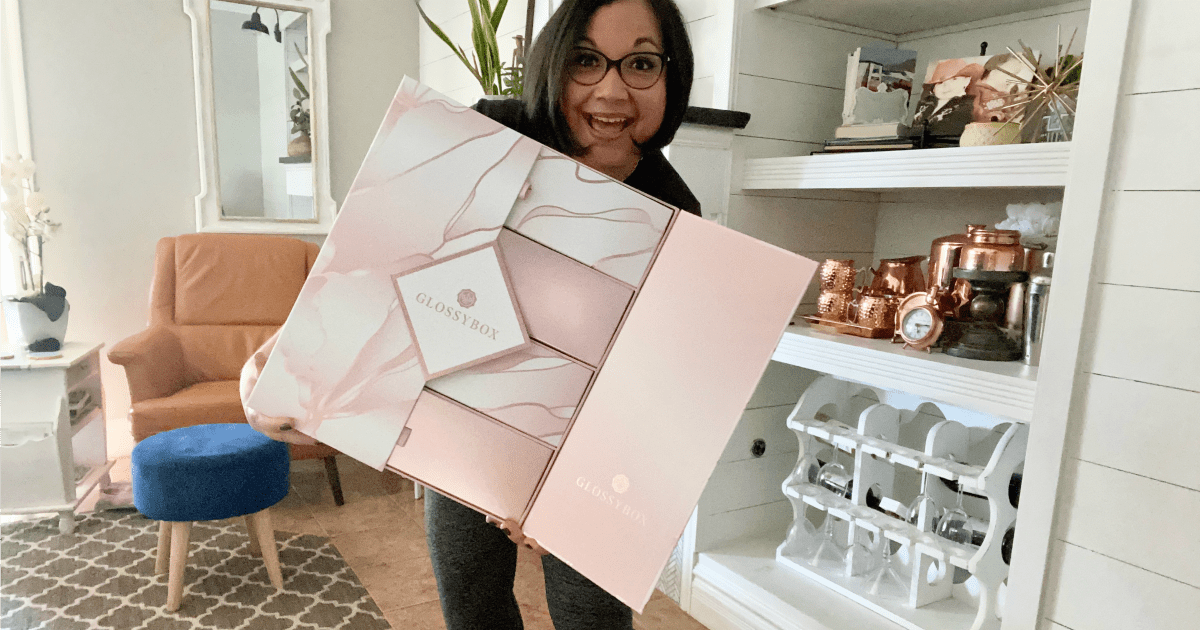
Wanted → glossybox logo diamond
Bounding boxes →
[576,476,646,526]
[394,245,529,377]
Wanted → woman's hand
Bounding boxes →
[486,516,547,556]
[240,331,316,445]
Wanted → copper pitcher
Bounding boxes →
[929,224,987,289]
[869,256,927,297]
[959,229,1025,272]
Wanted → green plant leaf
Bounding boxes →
[489,0,508,32]
[416,2,482,85]
[289,68,309,99]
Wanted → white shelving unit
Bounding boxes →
[773,325,1038,423]
[684,0,1134,629]
[742,143,1071,191]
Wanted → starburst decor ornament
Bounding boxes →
[994,27,1083,142]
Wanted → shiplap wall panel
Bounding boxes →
[872,189,1062,264]
[1043,541,1199,630]
[737,9,874,89]
[1071,374,1200,492]
[1055,458,1200,587]
[1086,283,1200,393]
[726,194,878,253]
[701,451,799,516]
[719,404,799,464]
[686,16,720,80]
[735,75,843,144]
[1095,191,1200,292]
[1041,3,1200,628]
[1110,90,1200,191]
[678,0,721,23]
[746,361,816,409]
[695,500,792,552]
[1122,0,1200,94]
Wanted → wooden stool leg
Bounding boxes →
[244,515,262,556]
[251,509,283,589]
[166,522,192,612]
[155,521,171,575]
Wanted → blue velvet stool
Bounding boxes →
[133,424,290,611]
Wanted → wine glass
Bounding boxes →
[780,512,818,558]
[937,481,972,546]
[793,433,822,487]
[866,532,909,598]
[844,518,878,576]
[810,459,850,568]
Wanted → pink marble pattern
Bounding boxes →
[248,78,542,469]
[497,229,634,367]
[425,341,594,446]
[386,391,554,520]
[505,148,675,287]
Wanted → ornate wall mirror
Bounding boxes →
[184,0,335,234]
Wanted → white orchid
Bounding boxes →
[2,155,59,295]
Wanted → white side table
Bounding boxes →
[1,342,114,533]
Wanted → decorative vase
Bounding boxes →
[287,133,312,158]
[960,122,1022,147]
[3,296,70,353]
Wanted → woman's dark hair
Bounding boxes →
[522,0,693,155]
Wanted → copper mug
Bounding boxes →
[817,290,855,321]
[819,259,857,293]
[855,289,898,331]
[869,256,927,297]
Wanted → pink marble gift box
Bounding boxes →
[249,77,817,612]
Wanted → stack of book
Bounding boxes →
[811,123,913,155]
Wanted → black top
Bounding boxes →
[473,98,701,216]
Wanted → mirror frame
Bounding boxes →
[184,0,335,234]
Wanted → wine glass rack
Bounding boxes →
[778,376,1028,630]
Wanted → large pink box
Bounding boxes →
[249,77,816,611]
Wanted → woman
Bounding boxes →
[242,0,699,627]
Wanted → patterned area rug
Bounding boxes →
[1,510,390,630]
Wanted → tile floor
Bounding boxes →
[88,454,710,630]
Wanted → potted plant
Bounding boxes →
[417,0,524,97]
[288,64,312,158]
[2,156,69,355]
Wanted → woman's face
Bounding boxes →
[560,0,667,178]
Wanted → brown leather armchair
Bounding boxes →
[109,233,344,505]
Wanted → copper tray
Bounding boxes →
[802,315,894,339]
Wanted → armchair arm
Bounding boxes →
[107,325,188,403]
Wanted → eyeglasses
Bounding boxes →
[565,48,667,90]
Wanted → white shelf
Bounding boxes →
[772,324,1037,422]
[753,0,1082,37]
[693,536,906,630]
[694,536,979,630]
[742,143,1071,191]
[70,406,104,437]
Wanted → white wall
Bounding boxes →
[1038,1,1200,628]
[16,0,419,456]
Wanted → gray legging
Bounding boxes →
[425,490,633,630]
